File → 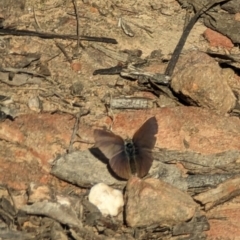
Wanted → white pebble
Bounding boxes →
[88,183,124,217]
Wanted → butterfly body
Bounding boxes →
[94,117,158,180]
[123,139,138,176]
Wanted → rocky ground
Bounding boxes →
[0,0,240,239]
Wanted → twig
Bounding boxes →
[68,109,90,153]
[33,6,41,30]
[0,28,118,44]
[72,0,80,53]
[164,0,230,77]
[0,67,52,78]
[46,42,73,63]
[55,42,72,63]
[6,186,17,215]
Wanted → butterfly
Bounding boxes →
[93,117,158,180]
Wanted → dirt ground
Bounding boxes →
[0,0,240,239]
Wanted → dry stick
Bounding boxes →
[68,113,81,153]
[164,0,230,77]
[46,42,73,63]
[0,28,117,44]
[68,109,90,153]
[72,0,80,53]
[33,6,42,30]
[0,66,55,84]
[0,66,53,79]
[6,186,17,216]
[55,42,72,63]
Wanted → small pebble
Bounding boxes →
[88,183,124,217]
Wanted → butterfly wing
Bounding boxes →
[133,117,158,149]
[110,151,131,179]
[94,129,131,179]
[94,129,124,159]
[133,148,153,178]
[132,117,158,178]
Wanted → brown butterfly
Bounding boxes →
[94,117,158,180]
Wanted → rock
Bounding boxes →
[21,201,82,228]
[125,177,197,227]
[28,183,53,203]
[194,176,240,210]
[171,51,236,113]
[50,222,68,240]
[89,183,124,216]
[0,230,34,240]
[203,28,234,49]
[172,211,210,238]
[71,62,82,72]
[51,150,125,188]
[206,195,240,239]
[221,0,240,14]
[28,96,42,113]
[11,190,27,209]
